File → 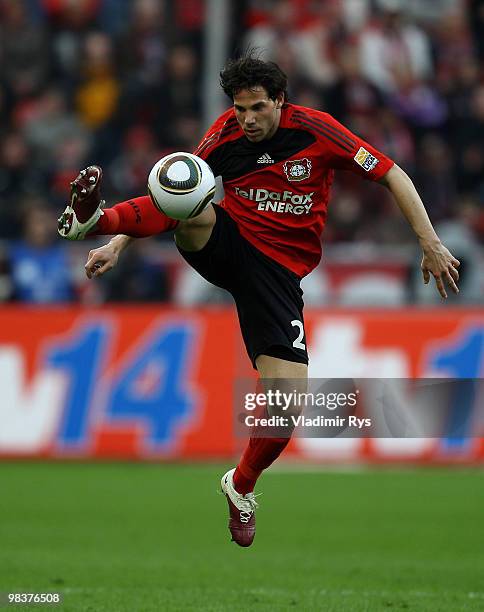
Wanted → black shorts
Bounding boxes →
[177,206,308,368]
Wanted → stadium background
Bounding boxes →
[0,1,483,611]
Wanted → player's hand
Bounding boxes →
[420,240,460,299]
[85,242,119,278]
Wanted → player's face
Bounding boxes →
[233,87,284,142]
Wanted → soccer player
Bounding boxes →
[58,56,460,547]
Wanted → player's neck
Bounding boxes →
[265,108,282,140]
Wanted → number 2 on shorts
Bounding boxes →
[291,319,306,350]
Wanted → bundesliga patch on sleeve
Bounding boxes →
[354,147,379,171]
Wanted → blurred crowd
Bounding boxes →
[0,0,482,304]
[0,0,203,302]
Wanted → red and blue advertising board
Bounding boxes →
[0,306,482,462]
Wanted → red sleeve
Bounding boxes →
[305,111,394,181]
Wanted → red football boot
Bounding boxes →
[221,468,259,547]
[58,166,105,240]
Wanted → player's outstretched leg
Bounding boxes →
[57,166,179,240]
[221,355,307,547]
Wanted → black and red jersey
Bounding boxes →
[194,103,394,277]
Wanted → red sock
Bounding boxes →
[233,436,290,495]
[93,196,178,237]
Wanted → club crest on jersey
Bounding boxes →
[283,158,312,182]
[354,147,379,171]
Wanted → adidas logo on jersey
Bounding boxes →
[257,153,274,164]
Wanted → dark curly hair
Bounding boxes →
[219,55,288,102]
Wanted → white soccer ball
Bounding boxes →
[147,152,216,220]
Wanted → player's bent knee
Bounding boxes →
[174,204,216,252]
[179,204,215,229]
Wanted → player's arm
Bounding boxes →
[84,234,134,279]
[379,164,460,298]
[304,111,460,298]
